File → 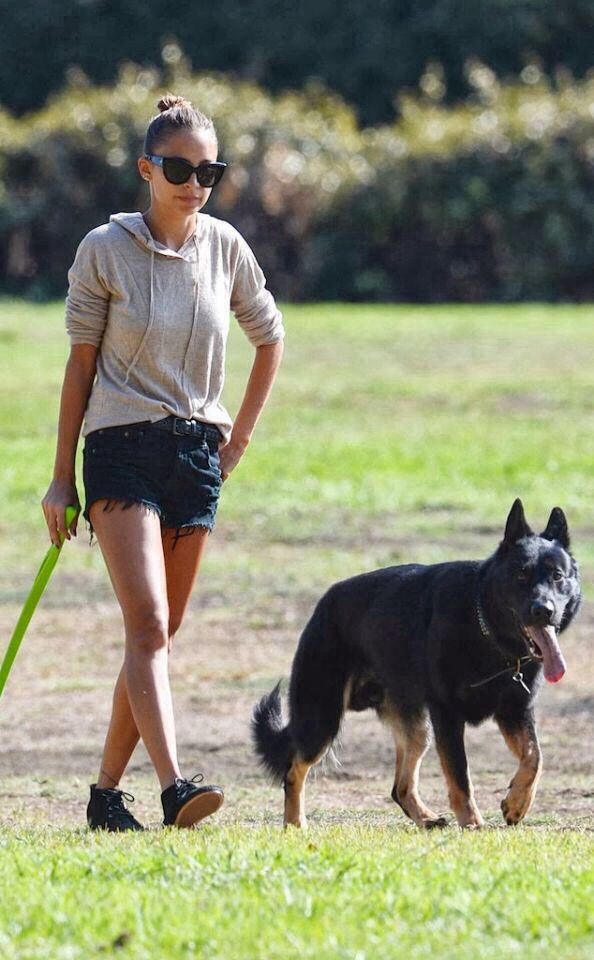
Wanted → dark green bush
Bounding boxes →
[0,67,361,298]
[306,72,594,300]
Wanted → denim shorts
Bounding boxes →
[83,418,223,535]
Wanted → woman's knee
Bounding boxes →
[125,610,169,656]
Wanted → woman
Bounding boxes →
[41,94,285,830]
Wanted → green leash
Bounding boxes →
[0,506,77,700]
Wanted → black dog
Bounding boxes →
[252,500,580,829]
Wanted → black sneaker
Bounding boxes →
[161,774,224,828]
[87,784,144,832]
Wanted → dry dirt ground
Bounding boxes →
[0,528,592,833]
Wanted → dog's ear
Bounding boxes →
[503,498,533,544]
[541,507,570,549]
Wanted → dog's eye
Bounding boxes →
[552,570,565,582]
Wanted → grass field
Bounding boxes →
[1,827,593,960]
[0,300,593,959]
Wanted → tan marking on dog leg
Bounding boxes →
[284,751,326,829]
[435,749,484,829]
[387,711,406,804]
[342,676,354,713]
[393,739,404,797]
[284,760,310,829]
[498,723,542,825]
[389,715,447,829]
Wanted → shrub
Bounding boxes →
[1,63,593,301]
[306,69,594,300]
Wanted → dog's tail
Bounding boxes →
[251,682,294,783]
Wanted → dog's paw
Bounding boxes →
[422,816,448,830]
[284,817,307,830]
[451,802,484,829]
[455,810,485,829]
[501,796,525,826]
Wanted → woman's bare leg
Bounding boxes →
[96,665,139,787]
[162,525,210,639]
[91,502,179,789]
[95,513,210,788]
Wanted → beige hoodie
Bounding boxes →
[65,211,284,439]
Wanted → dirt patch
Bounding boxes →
[0,532,592,832]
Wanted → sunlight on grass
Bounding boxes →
[0,824,592,959]
[1,299,592,580]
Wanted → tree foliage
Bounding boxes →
[0,1,593,123]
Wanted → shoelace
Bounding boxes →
[174,774,205,799]
[105,790,137,823]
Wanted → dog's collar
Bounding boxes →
[476,598,492,639]
[474,594,533,692]
[476,592,528,650]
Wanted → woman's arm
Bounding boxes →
[41,343,99,545]
[219,340,284,480]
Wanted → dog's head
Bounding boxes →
[486,499,581,682]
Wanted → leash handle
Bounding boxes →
[0,506,77,699]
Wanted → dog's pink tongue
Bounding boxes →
[526,625,566,683]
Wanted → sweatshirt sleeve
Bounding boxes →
[65,231,110,347]
[230,238,284,347]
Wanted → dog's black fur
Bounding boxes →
[252,500,581,828]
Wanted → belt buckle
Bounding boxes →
[173,417,192,437]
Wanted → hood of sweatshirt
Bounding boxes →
[109,211,203,261]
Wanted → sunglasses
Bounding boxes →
[144,154,227,187]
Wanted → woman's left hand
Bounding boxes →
[218,437,248,481]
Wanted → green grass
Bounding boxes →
[0,825,593,960]
[1,300,593,958]
[1,299,593,598]
[1,300,593,559]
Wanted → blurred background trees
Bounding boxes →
[3,1,593,124]
[0,1,593,301]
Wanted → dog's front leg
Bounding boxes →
[430,705,484,828]
[496,710,542,826]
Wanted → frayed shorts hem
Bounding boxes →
[84,496,215,546]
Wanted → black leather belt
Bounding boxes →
[150,416,221,441]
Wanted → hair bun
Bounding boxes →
[157,93,192,113]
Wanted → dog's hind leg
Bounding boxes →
[430,705,484,828]
[388,712,447,829]
[283,599,352,828]
[283,686,348,829]
[283,692,346,829]
[496,711,542,826]
[284,747,328,829]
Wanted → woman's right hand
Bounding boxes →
[41,479,81,547]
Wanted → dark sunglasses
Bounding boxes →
[144,154,227,187]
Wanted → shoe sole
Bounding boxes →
[173,789,224,828]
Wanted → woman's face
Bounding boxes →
[138,129,218,216]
